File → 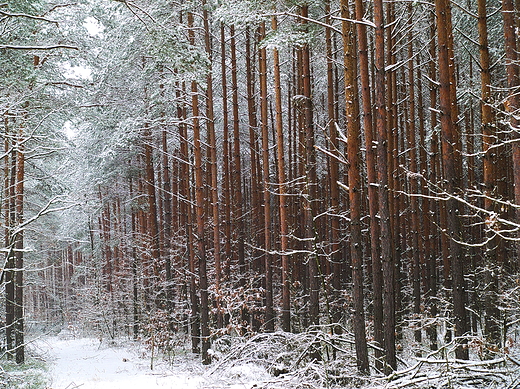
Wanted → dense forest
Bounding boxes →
[1,0,520,385]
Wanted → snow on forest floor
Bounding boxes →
[34,333,270,389]
[26,328,520,389]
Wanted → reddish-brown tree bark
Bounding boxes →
[188,10,210,364]
[230,25,246,290]
[374,0,396,372]
[503,0,520,253]
[4,116,15,359]
[325,0,342,332]
[272,15,291,333]
[406,5,421,345]
[220,23,232,281]
[435,0,468,360]
[354,0,383,369]
[478,0,501,351]
[300,4,320,328]
[259,21,274,332]
[14,126,26,364]
[341,0,369,373]
[203,2,223,331]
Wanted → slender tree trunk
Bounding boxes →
[259,22,274,332]
[341,0,369,373]
[203,2,223,331]
[4,119,15,359]
[406,4,421,346]
[354,0,383,369]
[294,48,308,329]
[300,4,320,328]
[374,0,396,372]
[14,123,25,364]
[142,64,161,306]
[187,170,200,352]
[230,25,246,290]
[220,23,232,282]
[159,69,173,315]
[503,0,520,257]
[177,80,200,349]
[478,0,501,351]
[435,0,468,360]
[143,119,161,290]
[175,19,197,351]
[188,11,210,364]
[417,31,438,350]
[426,17,440,351]
[130,178,139,339]
[326,0,342,333]
[272,15,291,333]
[245,27,263,332]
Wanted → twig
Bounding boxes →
[0,9,58,23]
[0,44,79,50]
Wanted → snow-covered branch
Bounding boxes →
[0,44,79,50]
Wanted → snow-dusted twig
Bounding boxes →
[0,9,58,23]
[0,44,78,50]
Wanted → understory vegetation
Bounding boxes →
[0,355,49,389]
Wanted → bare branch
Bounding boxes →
[283,12,342,34]
[47,81,84,88]
[0,9,58,24]
[43,3,76,16]
[0,44,79,50]
[330,14,375,28]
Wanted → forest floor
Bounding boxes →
[34,331,270,389]
[8,327,520,389]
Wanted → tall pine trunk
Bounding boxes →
[14,122,25,364]
[203,2,223,331]
[220,23,232,281]
[354,0,383,369]
[374,0,396,372]
[478,0,501,351]
[341,0,369,373]
[230,25,246,291]
[188,11,210,364]
[5,119,16,359]
[272,16,291,333]
[435,0,468,360]
[326,0,342,332]
[503,0,520,259]
[406,4,421,346]
[300,4,320,328]
[259,22,274,332]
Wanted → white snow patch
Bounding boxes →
[36,336,204,389]
[60,62,92,80]
[220,363,271,388]
[83,17,104,37]
[62,121,77,140]
[34,335,270,389]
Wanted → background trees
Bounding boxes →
[2,0,520,379]
[1,0,84,364]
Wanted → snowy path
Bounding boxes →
[36,336,206,389]
[34,335,270,389]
